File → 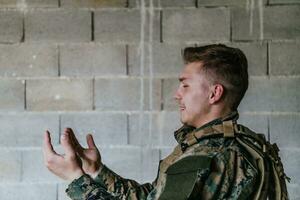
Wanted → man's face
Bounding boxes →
[174,62,211,128]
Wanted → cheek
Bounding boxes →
[188,90,209,108]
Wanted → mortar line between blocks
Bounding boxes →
[267,42,270,76]
[56,183,59,200]
[92,78,95,110]
[159,148,162,160]
[229,7,233,42]
[160,10,163,43]
[57,45,61,76]
[160,79,164,110]
[127,114,130,145]
[20,151,24,182]
[91,11,95,41]
[24,80,27,110]
[21,13,25,42]
[267,116,270,142]
[59,115,62,144]
[126,45,129,75]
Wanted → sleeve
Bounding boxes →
[192,149,259,200]
[93,165,155,200]
[66,174,118,200]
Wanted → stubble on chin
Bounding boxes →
[179,114,189,126]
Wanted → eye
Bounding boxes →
[183,85,189,88]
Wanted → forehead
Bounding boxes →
[179,62,203,81]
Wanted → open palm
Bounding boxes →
[66,128,102,177]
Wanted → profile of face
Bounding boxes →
[174,62,212,128]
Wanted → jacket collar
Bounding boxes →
[174,111,239,145]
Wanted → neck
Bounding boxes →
[194,106,232,128]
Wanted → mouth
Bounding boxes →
[179,105,185,111]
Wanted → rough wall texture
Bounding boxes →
[0,0,299,199]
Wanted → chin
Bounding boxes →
[179,117,186,125]
[180,117,196,127]
[180,117,190,126]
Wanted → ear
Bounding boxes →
[208,84,224,104]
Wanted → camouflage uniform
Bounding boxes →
[66,112,260,200]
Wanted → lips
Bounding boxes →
[179,105,185,111]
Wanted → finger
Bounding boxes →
[60,131,76,157]
[86,134,97,149]
[65,128,84,152]
[43,130,57,156]
[43,131,61,169]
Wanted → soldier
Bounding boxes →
[43,44,289,200]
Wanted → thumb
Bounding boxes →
[43,130,58,159]
[61,131,76,157]
[86,134,97,149]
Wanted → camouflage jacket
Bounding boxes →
[66,112,259,200]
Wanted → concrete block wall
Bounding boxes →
[0,0,299,199]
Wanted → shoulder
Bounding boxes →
[191,135,259,172]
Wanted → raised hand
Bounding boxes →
[66,128,103,178]
[43,130,84,181]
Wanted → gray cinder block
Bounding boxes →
[0,113,59,147]
[163,8,230,43]
[238,113,268,135]
[0,11,23,43]
[239,77,300,112]
[0,0,58,8]
[61,113,128,145]
[280,148,300,184]
[61,0,126,8]
[58,182,72,200]
[60,44,126,76]
[162,78,178,111]
[0,79,24,111]
[26,78,93,111]
[94,9,160,43]
[101,146,159,183]
[159,111,181,147]
[270,114,300,148]
[233,4,300,40]
[231,5,262,41]
[264,5,300,40]
[0,44,58,77]
[197,0,249,6]
[0,150,22,181]
[128,111,181,147]
[128,43,184,77]
[269,42,300,75]
[269,0,300,4]
[0,183,57,200]
[128,112,160,145]
[129,0,195,8]
[286,183,300,200]
[25,9,91,42]
[230,42,267,76]
[95,78,161,111]
[22,149,61,182]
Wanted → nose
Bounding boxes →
[174,87,181,101]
